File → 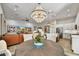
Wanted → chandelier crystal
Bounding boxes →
[31,3,47,23]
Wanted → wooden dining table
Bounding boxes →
[15,40,64,56]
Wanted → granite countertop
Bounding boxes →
[72,34,79,35]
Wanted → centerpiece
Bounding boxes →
[32,28,46,48]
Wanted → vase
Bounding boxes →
[34,42,44,48]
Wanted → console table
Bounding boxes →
[15,40,64,56]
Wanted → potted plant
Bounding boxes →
[34,34,44,46]
[33,29,45,48]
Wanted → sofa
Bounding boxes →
[3,34,24,46]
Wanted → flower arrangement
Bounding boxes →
[35,34,44,43]
[33,29,46,48]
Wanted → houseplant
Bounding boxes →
[33,29,46,48]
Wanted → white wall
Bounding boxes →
[0,13,1,35]
[0,4,7,35]
[0,4,2,35]
[56,23,75,30]
[56,17,77,39]
[2,16,7,34]
[75,12,79,30]
[56,17,76,30]
[0,4,3,14]
[56,17,75,24]
[75,12,79,25]
[6,20,34,27]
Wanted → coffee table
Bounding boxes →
[15,40,64,56]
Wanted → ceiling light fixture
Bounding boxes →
[14,5,19,11]
[14,8,17,11]
[67,9,70,12]
[31,3,47,23]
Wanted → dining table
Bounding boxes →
[15,40,64,56]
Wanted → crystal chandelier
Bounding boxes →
[31,3,47,23]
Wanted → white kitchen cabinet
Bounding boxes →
[72,35,79,54]
[63,30,78,39]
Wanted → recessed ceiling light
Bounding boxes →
[67,9,70,12]
[14,5,19,11]
[14,8,17,11]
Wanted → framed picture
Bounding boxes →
[44,25,50,33]
[7,25,16,32]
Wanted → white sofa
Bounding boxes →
[0,40,11,56]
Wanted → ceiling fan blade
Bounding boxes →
[17,18,32,20]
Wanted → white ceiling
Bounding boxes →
[1,3,79,24]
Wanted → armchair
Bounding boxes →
[0,40,11,56]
